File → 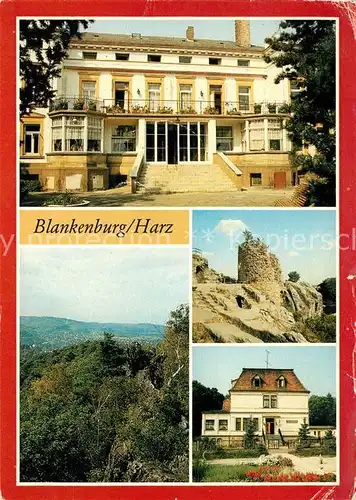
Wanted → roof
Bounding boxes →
[70,32,264,55]
[230,368,310,393]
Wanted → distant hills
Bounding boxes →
[20,316,165,349]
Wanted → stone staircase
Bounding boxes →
[136,163,238,193]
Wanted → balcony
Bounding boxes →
[49,97,290,117]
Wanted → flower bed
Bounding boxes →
[244,465,336,482]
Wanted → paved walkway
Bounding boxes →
[22,186,294,207]
[208,454,336,474]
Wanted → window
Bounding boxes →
[112,125,136,153]
[205,420,215,431]
[87,117,102,152]
[83,51,97,60]
[116,53,129,61]
[238,59,250,67]
[250,173,262,186]
[146,122,155,161]
[263,394,278,408]
[179,56,192,64]
[52,117,63,151]
[65,116,85,151]
[82,81,96,103]
[115,81,130,109]
[235,418,241,431]
[239,86,250,111]
[286,420,298,424]
[216,126,233,152]
[24,124,40,154]
[148,83,161,111]
[249,120,264,151]
[219,420,228,431]
[252,375,262,388]
[278,377,286,388]
[148,54,161,62]
[179,84,192,111]
[268,119,282,150]
[209,57,221,65]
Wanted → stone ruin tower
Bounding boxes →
[237,233,283,305]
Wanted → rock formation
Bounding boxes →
[193,242,323,343]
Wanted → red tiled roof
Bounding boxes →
[230,368,309,393]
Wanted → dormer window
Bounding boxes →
[278,376,286,388]
[253,376,262,388]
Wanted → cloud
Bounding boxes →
[202,251,215,257]
[288,251,300,257]
[215,219,248,236]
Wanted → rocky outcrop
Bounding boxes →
[283,281,323,319]
[193,253,221,285]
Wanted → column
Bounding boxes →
[137,118,146,154]
[61,116,65,152]
[208,119,216,162]
[264,118,269,152]
[282,119,287,151]
[84,116,88,152]
[245,120,249,152]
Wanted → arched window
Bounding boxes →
[253,376,262,388]
[278,376,286,388]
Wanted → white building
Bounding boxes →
[21,20,295,193]
[201,368,310,446]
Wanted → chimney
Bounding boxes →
[186,26,194,41]
[235,20,250,47]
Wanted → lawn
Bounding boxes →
[197,464,259,482]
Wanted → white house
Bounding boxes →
[20,20,295,193]
[201,368,310,446]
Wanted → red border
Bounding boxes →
[1,1,355,498]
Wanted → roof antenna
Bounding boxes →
[265,349,271,369]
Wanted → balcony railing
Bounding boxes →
[49,97,290,116]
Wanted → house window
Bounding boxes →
[268,119,282,150]
[239,86,250,111]
[216,126,233,152]
[278,377,286,388]
[83,51,97,60]
[252,376,262,388]
[82,81,96,103]
[179,56,192,64]
[87,117,102,152]
[205,420,215,431]
[24,124,40,154]
[148,83,161,111]
[209,57,221,65]
[179,84,192,111]
[271,395,278,408]
[112,125,136,153]
[250,173,262,186]
[286,420,298,424]
[263,395,278,408]
[263,395,270,408]
[219,420,228,431]
[249,120,264,151]
[51,117,63,151]
[238,59,250,67]
[235,418,241,431]
[148,54,161,62]
[116,53,129,61]
[65,116,85,151]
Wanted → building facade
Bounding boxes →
[201,368,310,446]
[21,21,295,193]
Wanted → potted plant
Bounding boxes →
[254,103,262,114]
[54,98,68,111]
[226,107,241,115]
[277,102,290,114]
[268,103,277,113]
[157,106,173,114]
[180,106,197,114]
[203,106,220,115]
[73,98,85,110]
[88,100,97,111]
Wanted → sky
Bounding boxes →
[85,19,281,47]
[193,346,336,397]
[193,210,336,285]
[20,247,189,324]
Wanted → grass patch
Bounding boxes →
[204,448,267,460]
[199,464,259,482]
[291,447,336,457]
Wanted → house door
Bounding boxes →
[210,85,222,113]
[168,124,178,164]
[274,171,287,189]
[266,418,275,435]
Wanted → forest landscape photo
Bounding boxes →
[20,247,189,483]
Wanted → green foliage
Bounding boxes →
[297,422,311,448]
[244,418,257,449]
[192,381,225,437]
[196,464,259,483]
[20,164,41,201]
[305,314,336,342]
[193,459,210,482]
[20,20,92,115]
[265,21,336,206]
[318,277,336,314]
[309,393,336,426]
[43,191,82,206]
[288,271,300,283]
[20,305,189,482]
[203,447,268,460]
[292,446,336,457]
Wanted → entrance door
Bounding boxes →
[266,418,275,435]
[168,124,178,164]
[274,171,287,189]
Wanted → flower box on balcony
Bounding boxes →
[106,106,127,114]
[180,107,197,114]
[203,106,220,115]
[226,108,242,116]
[277,103,290,114]
[73,99,85,110]
[54,99,68,111]
[268,103,277,113]
[130,105,150,114]
[88,100,97,111]
[157,106,174,114]
[254,103,262,114]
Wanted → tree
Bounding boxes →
[192,381,225,438]
[244,418,257,449]
[309,394,336,426]
[20,20,92,115]
[298,422,311,448]
[305,314,336,343]
[318,277,336,314]
[288,271,300,283]
[265,21,336,206]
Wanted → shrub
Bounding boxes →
[305,314,336,342]
[288,271,300,282]
[73,98,85,110]
[43,191,82,207]
[193,459,209,482]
